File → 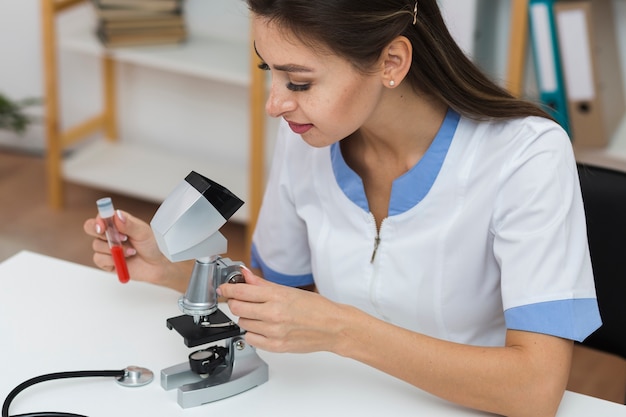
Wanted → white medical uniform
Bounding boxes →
[251,109,601,347]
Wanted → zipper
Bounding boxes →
[368,214,389,321]
[370,234,381,263]
[369,216,387,263]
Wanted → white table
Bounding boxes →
[1,251,625,416]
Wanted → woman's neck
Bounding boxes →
[343,87,448,174]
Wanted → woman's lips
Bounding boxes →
[287,121,313,134]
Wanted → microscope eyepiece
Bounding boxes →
[185,171,244,221]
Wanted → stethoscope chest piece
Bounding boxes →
[116,366,154,387]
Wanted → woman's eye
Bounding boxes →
[257,61,310,91]
[287,82,311,92]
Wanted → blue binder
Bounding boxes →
[528,0,570,134]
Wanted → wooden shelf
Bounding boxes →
[42,0,267,252]
[56,25,253,223]
[575,115,626,173]
[59,26,250,86]
[63,138,249,223]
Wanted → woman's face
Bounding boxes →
[253,15,385,147]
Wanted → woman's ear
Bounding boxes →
[381,36,412,88]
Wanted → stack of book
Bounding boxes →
[92,0,187,47]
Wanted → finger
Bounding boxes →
[220,282,270,303]
[92,238,111,255]
[244,330,289,354]
[237,316,266,333]
[84,217,106,238]
[92,237,135,258]
[239,321,272,341]
[237,312,289,334]
[227,296,267,320]
[240,265,253,282]
[243,331,272,351]
[113,210,152,241]
[93,252,115,272]
[218,269,272,300]
[240,266,269,286]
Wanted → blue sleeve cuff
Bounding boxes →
[250,243,315,287]
[504,298,602,342]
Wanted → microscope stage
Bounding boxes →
[166,309,242,347]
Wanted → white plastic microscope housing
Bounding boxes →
[151,180,226,262]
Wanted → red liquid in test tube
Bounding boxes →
[96,197,130,284]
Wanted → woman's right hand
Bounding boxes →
[83,209,192,292]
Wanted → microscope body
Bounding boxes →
[150,172,268,408]
[180,255,244,324]
[162,255,268,409]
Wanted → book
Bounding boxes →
[96,26,186,47]
[100,16,184,30]
[528,0,570,134]
[98,24,185,37]
[90,0,188,48]
[95,8,181,20]
[554,0,626,148]
[94,0,182,12]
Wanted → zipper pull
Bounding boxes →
[370,235,381,263]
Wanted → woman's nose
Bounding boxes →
[265,84,296,118]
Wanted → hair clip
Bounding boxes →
[413,1,418,25]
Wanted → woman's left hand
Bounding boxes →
[217,268,346,354]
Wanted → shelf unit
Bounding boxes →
[502,0,626,172]
[40,0,267,250]
[505,0,530,97]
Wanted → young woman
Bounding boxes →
[84,1,601,416]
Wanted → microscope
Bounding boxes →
[150,171,268,408]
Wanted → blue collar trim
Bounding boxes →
[331,108,460,215]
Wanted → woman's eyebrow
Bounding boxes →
[273,63,313,73]
[253,42,313,73]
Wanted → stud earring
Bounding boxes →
[389,80,396,87]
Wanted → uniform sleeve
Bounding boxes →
[250,121,314,287]
[492,120,601,342]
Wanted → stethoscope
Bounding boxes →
[2,366,153,417]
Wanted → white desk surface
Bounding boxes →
[1,251,625,416]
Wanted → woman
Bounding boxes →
[84,1,601,416]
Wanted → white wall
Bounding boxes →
[440,0,512,83]
[0,0,45,151]
[439,0,479,56]
[1,0,626,155]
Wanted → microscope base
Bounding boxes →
[161,337,269,408]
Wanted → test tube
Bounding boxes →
[96,197,130,284]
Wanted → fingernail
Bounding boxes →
[216,287,223,296]
[126,248,136,256]
[95,224,102,234]
[116,209,126,223]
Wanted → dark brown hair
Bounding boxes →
[246,0,552,121]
